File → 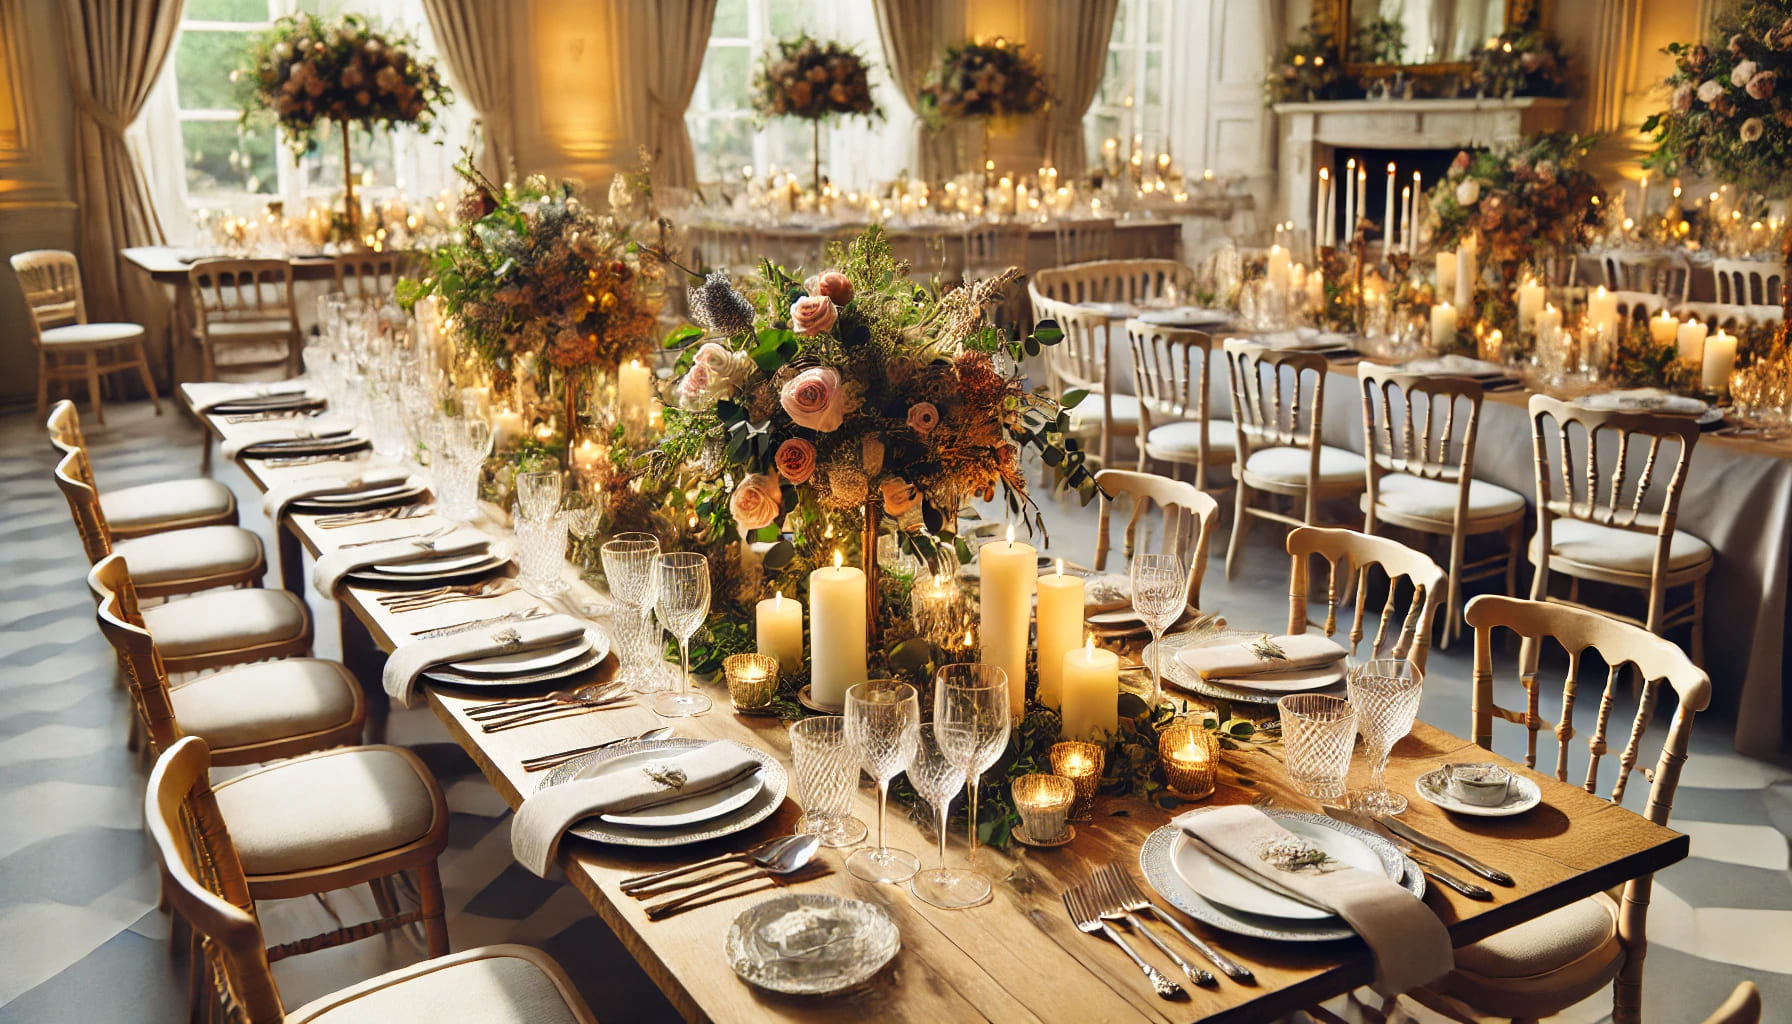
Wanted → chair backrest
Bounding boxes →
[1287,526,1446,673]
[332,252,410,303]
[1027,289,1113,394]
[1601,251,1691,305]
[1358,365,1485,522]
[53,448,113,562]
[1127,320,1221,482]
[960,223,1029,276]
[1053,218,1115,264]
[1092,468,1221,609]
[1711,257,1784,307]
[145,736,286,1024]
[46,398,85,457]
[89,554,182,756]
[1222,337,1331,461]
[189,258,298,326]
[10,249,86,342]
[1031,259,1196,307]
[1700,982,1762,1024]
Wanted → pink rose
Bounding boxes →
[1450,151,1471,173]
[790,295,838,336]
[906,401,940,437]
[1748,70,1778,100]
[728,473,783,531]
[880,477,919,516]
[774,438,817,484]
[810,270,855,305]
[779,367,845,431]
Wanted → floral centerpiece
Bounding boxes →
[1473,30,1570,98]
[1643,0,1792,196]
[1264,18,1343,105]
[752,35,882,189]
[1426,133,1605,292]
[918,38,1049,170]
[234,12,451,230]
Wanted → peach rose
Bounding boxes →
[790,295,838,336]
[810,270,855,305]
[774,438,817,484]
[880,477,920,516]
[729,473,783,531]
[779,367,844,431]
[906,401,940,437]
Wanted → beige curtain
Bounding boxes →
[1032,0,1120,174]
[617,0,716,189]
[421,0,516,181]
[873,0,961,182]
[63,0,185,328]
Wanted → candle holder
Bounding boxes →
[1010,774,1075,846]
[1049,741,1104,822]
[1158,723,1219,800]
[723,653,779,714]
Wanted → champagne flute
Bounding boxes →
[932,663,1009,907]
[651,552,711,717]
[843,679,920,884]
[906,723,970,909]
[1131,552,1186,703]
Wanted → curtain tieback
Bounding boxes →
[74,90,132,137]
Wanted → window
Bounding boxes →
[1085,0,1172,171]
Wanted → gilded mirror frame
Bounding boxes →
[1320,0,1541,79]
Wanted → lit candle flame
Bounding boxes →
[774,590,783,608]
[833,550,843,569]
[1055,558,1064,577]
[964,629,974,648]
[1006,523,1016,545]
[1084,632,1095,654]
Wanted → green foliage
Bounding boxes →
[1472,30,1570,99]
[1645,1,1792,195]
[1264,18,1343,105]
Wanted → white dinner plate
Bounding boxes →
[307,482,416,505]
[539,739,788,847]
[594,764,766,828]
[1205,663,1346,693]
[421,640,607,688]
[1087,607,1145,626]
[372,550,493,575]
[1170,815,1396,921]
[1415,766,1544,817]
[448,635,593,675]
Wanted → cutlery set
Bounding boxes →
[619,834,825,921]
[409,606,546,640]
[466,682,632,732]
[1063,863,1256,999]
[315,504,431,529]
[519,726,676,772]
[379,579,517,613]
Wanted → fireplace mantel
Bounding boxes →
[1273,97,1570,243]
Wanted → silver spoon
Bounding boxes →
[642,835,823,919]
[622,833,815,896]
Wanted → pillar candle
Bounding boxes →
[1035,561,1084,710]
[618,359,652,429]
[1431,302,1458,349]
[490,405,524,450]
[1649,310,1680,349]
[1343,158,1358,244]
[1517,279,1546,337]
[1307,266,1325,310]
[1588,286,1620,340]
[570,439,602,480]
[1267,245,1293,296]
[1455,236,1478,311]
[1702,330,1738,392]
[1436,252,1458,296]
[809,553,867,707]
[1676,319,1709,364]
[755,590,803,676]
[1638,172,1650,219]
[979,526,1037,716]
[1060,637,1119,741]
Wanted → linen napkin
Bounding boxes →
[1175,633,1347,680]
[220,416,358,459]
[185,380,319,412]
[510,741,763,878]
[382,612,587,707]
[260,468,413,520]
[1400,354,1507,379]
[312,525,491,595]
[1175,805,1452,995]
[1579,387,1708,417]
[1138,307,1229,329]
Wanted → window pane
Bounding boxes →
[1097,49,1130,106]
[1144,51,1164,111]
[185,0,268,22]
[767,4,803,40]
[306,124,398,192]
[1111,0,1129,44]
[713,0,748,39]
[176,30,253,110]
[183,120,277,196]
[694,44,752,114]
[690,116,755,184]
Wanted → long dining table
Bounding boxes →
[180,384,1689,1023]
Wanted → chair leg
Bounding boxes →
[85,351,106,427]
[1442,528,1467,651]
[416,859,450,957]
[1225,482,1251,580]
[133,343,163,414]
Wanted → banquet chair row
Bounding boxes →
[11,248,163,425]
[48,399,237,538]
[189,258,304,381]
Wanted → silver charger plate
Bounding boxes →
[725,893,900,995]
[289,486,429,514]
[421,627,611,687]
[1139,810,1426,942]
[1146,628,1349,705]
[538,738,788,847]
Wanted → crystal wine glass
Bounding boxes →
[601,533,662,692]
[787,715,867,848]
[652,552,711,717]
[843,679,920,884]
[1345,658,1424,814]
[905,723,971,909]
[1131,552,1187,702]
[516,468,562,523]
[931,663,1010,907]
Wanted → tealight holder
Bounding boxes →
[1158,723,1219,800]
[1010,773,1075,845]
[1048,741,1104,821]
[723,653,778,713]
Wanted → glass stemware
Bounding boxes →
[931,663,1009,907]
[516,468,563,522]
[1278,693,1358,801]
[652,552,712,717]
[905,723,971,909]
[1130,552,1186,702]
[1345,658,1424,814]
[787,715,868,848]
[843,679,920,884]
[601,533,663,692]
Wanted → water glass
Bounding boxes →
[932,663,1009,907]
[905,724,970,908]
[515,512,570,597]
[1345,659,1424,814]
[652,552,712,717]
[1278,693,1358,801]
[517,469,563,522]
[1131,552,1186,701]
[787,716,867,848]
[844,679,920,884]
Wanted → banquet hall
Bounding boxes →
[3,0,1790,1021]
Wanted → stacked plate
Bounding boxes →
[344,539,512,586]
[538,738,788,847]
[205,392,326,416]
[1580,387,1722,426]
[1139,810,1424,941]
[237,429,370,459]
[1138,306,1231,330]
[421,625,609,687]
[1145,628,1347,704]
[288,479,429,515]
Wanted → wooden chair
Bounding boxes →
[1092,468,1221,610]
[1053,217,1115,264]
[1222,339,1366,578]
[1358,366,1525,649]
[959,222,1030,282]
[1285,526,1445,673]
[90,553,362,765]
[1030,258,1196,307]
[1701,982,1762,1024]
[1601,250,1691,306]
[332,251,412,303]
[1400,594,1711,1024]
[148,737,594,1024]
[1711,256,1783,310]
[1126,320,1236,492]
[11,249,163,425]
[1027,290,1138,471]
[1527,394,1711,665]
[189,258,302,381]
[47,400,237,539]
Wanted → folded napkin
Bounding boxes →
[1579,387,1708,417]
[220,416,357,459]
[1401,354,1507,379]
[1081,573,1134,615]
[1251,329,1353,351]
[1175,633,1347,680]
[382,612,587,707]
[260,468,413,520]
[312,525,490,595]
[185,380,319,412]
[511,741,763,878]
[1139,307,1229,329]
[1175,806,1452,995]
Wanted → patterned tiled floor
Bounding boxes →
[1,398,1787,1023]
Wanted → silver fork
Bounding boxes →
[338,525,454,550]
[264,452,367,467]
[409,607,545,639]
[316,504,430,529]
[385,579,517,613]
[1062,887,1184,999]
[1095,864,1251,982]
[1089,869,1214,987]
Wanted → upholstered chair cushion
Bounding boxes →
[1529,519,1714,575]
[1242,445,1367,486]
[1439,893,1625,1019]
[1145,419,1238,457]
[1364,473,1526,524]
[213,746,438,876]
[288,944,596,1024]
[140,589,308,658]
[100,479,235,535]
[111,526,262,585]
[168,659,358,749]
[40,323,145,346]
[1066,391,1143,431]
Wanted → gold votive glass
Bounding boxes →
[1011,774,1075,843]
[1158,723,1219,800]
[723,653,778,712]
[1049,740,1104,821]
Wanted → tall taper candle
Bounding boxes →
[808,552,867,707]
[979,525,1037,715]
[1399,185,1412,254]
[1410,171,1422,253]
[1035,560,1084,710]
[1343,157,1357,245]
[1356,165,1367,244]
[1383,163,1396,258]
[1316,168,1332,250]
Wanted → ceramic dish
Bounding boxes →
[420,642,607,688]
[725,894,900,995]
[448,632,594,675]
[1169,814,1396,920]
[290,486,429,514]
[539,739,788,847]
[1147,628,1347,705]
[1201,664,1346,694]
[346,554,510,585]
[1415,765,1543,817]
[582,754,766,828]
[372,551,496,576]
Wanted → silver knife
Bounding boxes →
[410,607,544,639]
[1321,806,1493,900]
[1373,813,1514,886]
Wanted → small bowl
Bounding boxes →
[1445,763,1511,806]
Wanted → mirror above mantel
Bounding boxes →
[1327,0,1542,77]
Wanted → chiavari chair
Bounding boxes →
[1093,468,1221,610]
[1126,320,1235,492]
[11,248,163,425]
[48,399,237,539]
[1285,526,1445,674]
[189,258,303,381]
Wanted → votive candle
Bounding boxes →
[1049,741,1104,821]
[1158,723,1219,799]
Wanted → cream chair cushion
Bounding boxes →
[41,322,145,346]
[1242,445,1367,487]
[289,944,595,1024]
[1067,391,1143,432]
[214,746,437,876]
[1145,419,1238,458]
[199,319,293,340]
[111,526,262,585]
[1364,473,1526,524]
[1439,893,1624,1019]
[100,478,234,534]
[140,588,308,658]
[168,658,357,749]
[1529,519,1713,575]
